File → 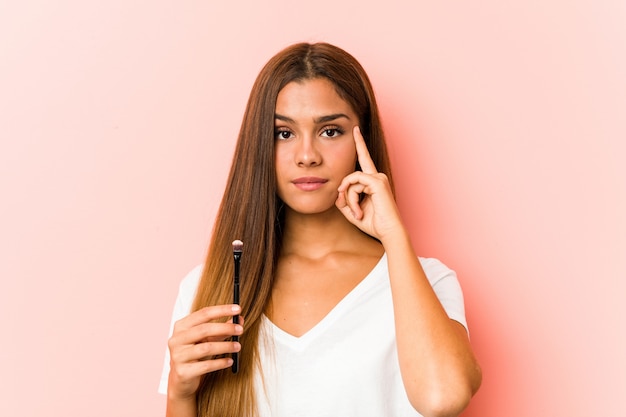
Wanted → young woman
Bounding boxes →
[159,42,482,417]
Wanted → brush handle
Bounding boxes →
[232,252,241,374]
[232,282,240,373]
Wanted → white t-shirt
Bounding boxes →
[159,254,468,417]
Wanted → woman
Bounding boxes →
[160,42,482,417]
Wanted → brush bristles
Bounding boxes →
[232,239,243,252]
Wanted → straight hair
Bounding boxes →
[191,42,394,417]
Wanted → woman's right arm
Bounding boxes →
[165,304,243,417]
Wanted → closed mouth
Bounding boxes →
[292,177,328,184]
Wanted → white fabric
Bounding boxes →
[159,254,468,417]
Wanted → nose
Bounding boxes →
[295,135,322,167]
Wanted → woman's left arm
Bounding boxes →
[382,231,482,417]
[336,127,482,417]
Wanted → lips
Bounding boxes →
[292,177,328,191]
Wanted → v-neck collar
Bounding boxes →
[263,253,387,351]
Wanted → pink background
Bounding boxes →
[1,1,625,416]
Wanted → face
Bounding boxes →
[274,78,359,215]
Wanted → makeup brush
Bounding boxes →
[231,239,243,373]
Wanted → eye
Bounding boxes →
[275,129,294,140]
[321,127,344,138]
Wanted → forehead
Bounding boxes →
[275,78,356,118]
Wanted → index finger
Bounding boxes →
[353,126,378,174]
[178,304,241,330]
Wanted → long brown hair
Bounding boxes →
[191,42,394,417]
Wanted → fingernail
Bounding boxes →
[235,325,243,333]
[232,305,241,313]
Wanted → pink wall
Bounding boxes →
[1,1,625,416]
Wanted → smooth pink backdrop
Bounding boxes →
[1,1,625,416]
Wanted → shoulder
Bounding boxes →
[418,257,469,332]
[177,264,204,300]
[418,257,458,286]
[168,265,204,321]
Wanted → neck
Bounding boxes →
[280,207,379,259]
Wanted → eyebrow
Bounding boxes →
[274,113,351,124]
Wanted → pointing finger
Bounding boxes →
[353,126,378,175]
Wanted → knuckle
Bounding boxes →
[167,337,176,350]
[170,350,185,367]
[202,321,225,337]
[200,306,214,319]
[201,358,228,374]
[199,342,214,356]
[172,318,185,333]
[172,364,195,382]
[168,333,183,350]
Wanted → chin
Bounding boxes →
[286,202,339,216]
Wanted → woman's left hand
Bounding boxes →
[336,126,404,242]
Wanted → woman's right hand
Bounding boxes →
[166,304,243,401]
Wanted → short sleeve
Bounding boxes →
[158,265,203,394]
[419,257,468,335]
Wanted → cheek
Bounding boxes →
[274,148,288,175]
[334,145,357,173]
[274,148,291,198]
